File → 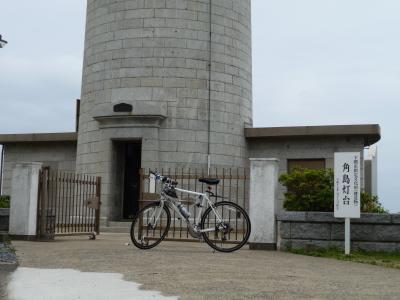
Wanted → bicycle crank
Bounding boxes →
[188,224,202,239]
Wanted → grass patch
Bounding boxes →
[289,247,400,269]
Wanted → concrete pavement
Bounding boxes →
[9,233,400,299]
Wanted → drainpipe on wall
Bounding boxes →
[0,144,4,195]
[207,0,212,175]
[76,99,81,132]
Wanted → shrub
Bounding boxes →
[279,168,334,212]
[279,168,387,213]
[0,195,10,208]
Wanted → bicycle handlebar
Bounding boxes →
[149,170,178,185]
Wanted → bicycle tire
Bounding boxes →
[130,202,171,250]
[200,201,251,253]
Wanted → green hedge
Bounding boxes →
[279,168,387,213]
[0,195,10,208]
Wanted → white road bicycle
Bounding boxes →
[130,171,251,252]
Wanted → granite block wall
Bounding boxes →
[277,212,400,252]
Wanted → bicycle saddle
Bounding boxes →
[199,178,220,185]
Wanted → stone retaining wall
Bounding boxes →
[0,209,9,232]
[277,212,400,252]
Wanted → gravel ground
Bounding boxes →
[0,241,18,263]
[0,252,17,263]
[11,234,400,299]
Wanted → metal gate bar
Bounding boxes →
[37,168,101,239]
[139,168,249,243]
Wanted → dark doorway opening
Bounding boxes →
[116,141,142,220]
[123,142,142,219]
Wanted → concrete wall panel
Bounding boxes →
[1,142,76,196]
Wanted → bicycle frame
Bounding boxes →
[150,186,224,235]
[132,171,251,252]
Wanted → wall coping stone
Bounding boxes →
[277,211,393,224]
[249,158,279,162]
[245,124,381,146]
[0,208,10,216]
[0,132,77,143]
[94,115,167,129]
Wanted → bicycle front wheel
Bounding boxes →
[130,202,171,250]
[200,201,251,252]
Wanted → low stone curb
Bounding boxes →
[277,212,400,252]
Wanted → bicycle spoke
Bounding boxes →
[200,201,251,252]
[130,203,171,250]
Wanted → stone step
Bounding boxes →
[100,227,130,233]
[100,221,132,233]
[107,221,132,228]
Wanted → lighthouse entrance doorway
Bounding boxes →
[114,141,142,220]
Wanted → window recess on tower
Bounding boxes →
[113,103,133,113]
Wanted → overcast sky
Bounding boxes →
[0,1,399,211]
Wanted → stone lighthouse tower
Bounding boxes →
[76,0,252,220]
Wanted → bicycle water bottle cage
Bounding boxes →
[199,178,220,185]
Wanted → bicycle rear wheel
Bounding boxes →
[130,202,171,250]
[200,201,251,252]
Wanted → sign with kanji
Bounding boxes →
[334,152,361,218]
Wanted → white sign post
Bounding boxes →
[334,152,361,255]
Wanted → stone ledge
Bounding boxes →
[277,212,392,224]
[94,114,167,129]
[390,214,400,224]
[0,208,10,216]
[245,124,381,147]
[0,132,77,143]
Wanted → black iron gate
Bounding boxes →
[37,168,101,239]
[139,168,249,242]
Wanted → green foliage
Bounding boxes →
[0,195,10,208]
[279,168,387,213]
[279,168,334,212]
[361,193,387,213]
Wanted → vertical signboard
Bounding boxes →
[334,152,361,255]
[334,152,361,219]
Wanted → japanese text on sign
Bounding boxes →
[334,152,361,218]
